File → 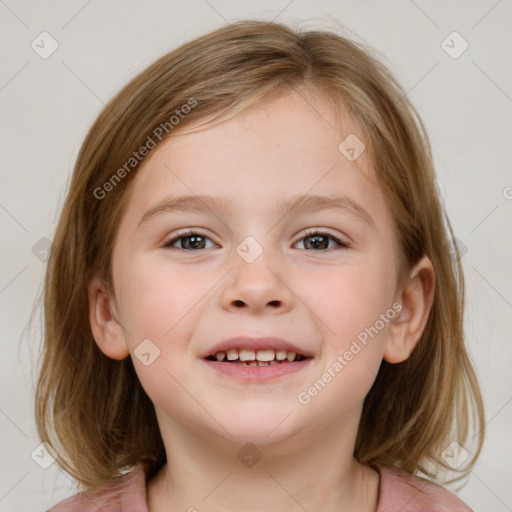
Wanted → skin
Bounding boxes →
[88,90,435,512]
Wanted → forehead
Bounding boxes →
[120,91,389,228]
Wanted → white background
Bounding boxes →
[0,1,511,510]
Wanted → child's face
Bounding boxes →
[103,91,404,445]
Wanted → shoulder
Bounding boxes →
[376,465,473,512]
[46,464,148,512]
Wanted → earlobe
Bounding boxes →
[87,276,130,360]
[384,256,435,364]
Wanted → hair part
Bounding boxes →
[34,19,484,491]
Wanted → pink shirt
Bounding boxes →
[47,463,472,511]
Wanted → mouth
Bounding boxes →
[204,348,309,366]
[201,339,313,381]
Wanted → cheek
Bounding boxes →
[294,252,396,412]
[306,258,394,340]
[117,254,209,341]
[117,257,209,422]
[296,266,393,416]
[116,255,220,384]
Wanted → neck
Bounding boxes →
[147,408,380,512]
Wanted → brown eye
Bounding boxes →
[295,230,350,251]
[163,230,215,250]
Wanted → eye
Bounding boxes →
[162,229,350,252]
[163,229,216,250]
[295,230,350,251]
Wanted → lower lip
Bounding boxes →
[201,358,313,381]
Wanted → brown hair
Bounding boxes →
[33,19,484,492]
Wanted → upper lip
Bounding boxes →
[201,336,313,358]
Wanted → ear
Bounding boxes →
[87,276,130,360]
[384,255,435,364]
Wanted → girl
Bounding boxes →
[37,19,485,511]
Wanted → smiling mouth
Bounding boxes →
[205,348,309,366]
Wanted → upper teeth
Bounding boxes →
[217,349,298,362]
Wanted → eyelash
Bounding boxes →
[162,229,351,251]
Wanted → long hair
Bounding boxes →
[33,19,484,491]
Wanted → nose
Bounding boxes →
[219,246,295,314]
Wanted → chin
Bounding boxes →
[209,407,303,445]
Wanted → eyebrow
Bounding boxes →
[138,193,375,228]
